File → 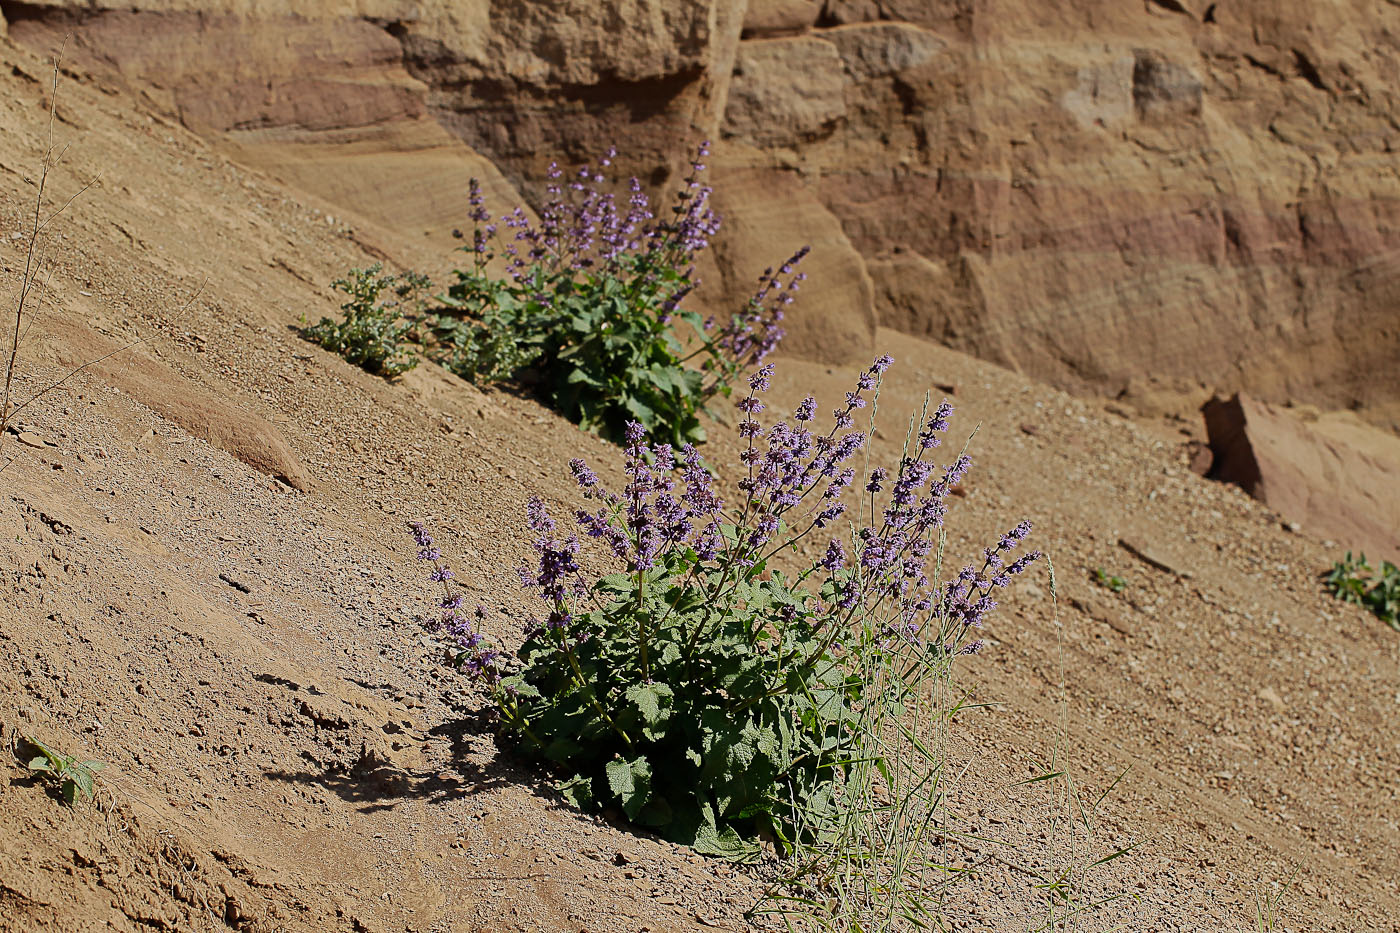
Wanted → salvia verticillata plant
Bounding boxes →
[311,143,806,446]
[410,357,1041,888]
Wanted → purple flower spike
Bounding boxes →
[570,458,601,492]
[527,497,556,535]
[411,523,433,548]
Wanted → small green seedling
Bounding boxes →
[1093,568,1127,593]
[1253,865,1300,933]
[1324,552,1400,631]
[24,737,105,806]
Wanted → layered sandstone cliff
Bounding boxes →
[3,0,1398,422]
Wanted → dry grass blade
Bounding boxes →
[1,43,200,474]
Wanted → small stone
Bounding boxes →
[1258,687,1285,710]
[1185,440,1213,476]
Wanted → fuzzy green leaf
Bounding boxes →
[605,756,654,821]
[558,774,595,811]
[624,683,674,741]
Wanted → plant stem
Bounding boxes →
[560,636,633,748]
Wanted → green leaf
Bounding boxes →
[69,769,95,800]
[27,757,51,772]
[677,310,704,331]
[623,394,656,426]
[567,368,600,386]
[644,367,681,394]
[605,756,654,821]
[596,573,633,596]
[692,802,758,860]
[558,774,595,811]
[624,683,675,741]
[1014,771,1066,786]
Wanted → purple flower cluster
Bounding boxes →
[512,495,599,643]
[466,178,496,257]
[409,522,501,681]
[819,374,1039,649]
[568,420,723,576]
[416,358,1037,691]
[548,357,918,620]
[708,245,807,373]
[720,354,1036,651]
[465,144,721,295]
[454,143,800,407]
[517,497,581,602]
[728,359,890,554]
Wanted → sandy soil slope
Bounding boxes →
[1,36,1397,933]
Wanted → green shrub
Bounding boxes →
[1325,552,1400,629]
[302,265,429,378]
[428,145,800,446]
[409,356,1042,881]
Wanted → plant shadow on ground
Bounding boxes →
[7,770,65,806]
[263,708,555,814]
[285,322,562,406]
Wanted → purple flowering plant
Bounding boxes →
[411,357,1039,859]
[426,142,804,446]
[309,143,799,445]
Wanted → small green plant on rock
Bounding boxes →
[1324,552,1399,630]
[1093,567,1127,593]
[22,736,104,806]
[302,265,429,378]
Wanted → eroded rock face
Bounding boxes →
[707,156,877,363]
[734,0,1400,415]
[6,0,1400,394]
[3,6,531,257]
[392,0,750,193]
[724,36,847,147]
[741,0,820,37]
[1203,394,1400,562]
